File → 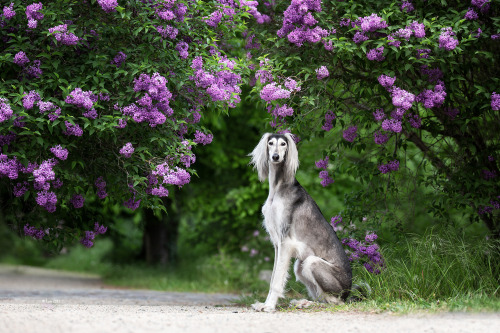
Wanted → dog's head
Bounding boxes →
[249,133,299,182]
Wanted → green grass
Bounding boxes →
[4,228,499,313]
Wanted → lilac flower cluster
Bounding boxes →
[358,13,388,32]
[2,3,15,20]
[373,108,386,121]
[321,110,336,131]
[155,25,178,39]
[26,2,43,29]
[381,118,402,133]
[374,131,389,145]
[39,100,62,121]
[24,224,45,240]
[416,48,431,59]
[152,163,191,188]
[330,215,342,231]
[378,75,396,89]
[70,194,85,208]
[193,131,213,145]
[353,31,368,44]
[439,27,459,51]
[80,223,108,248]
[95,177,108,199]
[119,142,134,158]
[13,181,28,197]
[22,90,41,109]
[48,24,79,46]
[378,160,400,174]
[316,66,329,80]
[342,234,384,274]
[36,190,57,212]
[464,7,478,20]
[0,154,18,179]
[175,41,189,59]
[416,82,446,108]
[97,0,118,13]
[482,169,497,180]
[420,65,443,82]
[205,10,223,27]
[124,195,141,210]
[366,47,385,61]
[65,88,98,119]
[284,78,300,92]
[0,98,13,123]
[471,0,490,13]
[50,145,68,160]
[259,83,291,102]
[492,92,499,110]
[401,1,414,13]
[407,113,421,128]
[14,51,29,67]
[343,126,358,142]
[316,156,333,187]
[64,121,83,137]
[191,56,242,108]
[121,73,173,126]
[277,0,331,48]
[111,51,127,67]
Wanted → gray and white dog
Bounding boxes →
[249,133,352,312]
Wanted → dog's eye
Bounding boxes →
[268,142,273,146]
[281,142,286,146]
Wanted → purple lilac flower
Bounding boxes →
[378,75,396,90]
[97,0,118,13]
[22,90,41,110]
[439,27,459,51]
[124,196,141,210]
[26,60,42,78]
[194,130,213,145]
[94,222,107,234]
[491,92,500,111]
[65,88,97,110]
[33,159,56,188]
[465,8,478,20]
[119,142,134,158]
[316,66,329,80]
[70,194,85,208]
[3,3,15,20]
[36,190,57,212]
[417,82,446,108]
[25,3,43,28]
[491,34,500,40]
[111,51,127,67]
[374,131,389,145]
[416,49,431,59]
[95,176,108,199]
[373,108,386,121]
[407,114,421,128]
[391,87,415,110]
[205,10,222,27]
[259,83,291,102]
[14,51,29,66]
[164,167,191,187]
[80,231,96,248]
[64,121,83,136]
[53,178,63,189]
[24,224,45,240]
[50,145,68,160]
[353,31,368,44]
[401,1,414,13]
[359,13,388,32]
[38,101,61,121]
[378,160,400,174]
[366,47,385,61]
[473,28,482,38]
[343,126,358,142]
[13,181,28,197]
[315,156,329,169]
[330,215,343,228]
[471,0,489,9]
[175,42,189,59]
[284,78,300,92]
[0,154,18,179]
[48,24,79,46]
[482,170,497,180]
[272,104,294,117]
[381,118,402,133]
[321,110,336,131]
[365,232,378,243]
[0,98,13,123]
[319,170,334,187]
[409,21,425,38]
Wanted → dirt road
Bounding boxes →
[0,265,498,333]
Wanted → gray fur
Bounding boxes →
[249,133,352,312]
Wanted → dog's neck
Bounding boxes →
[268,161,291,192]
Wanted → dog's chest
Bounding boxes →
[262,194,287,245]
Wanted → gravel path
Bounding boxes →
[1,264,499,333]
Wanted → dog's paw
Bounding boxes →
[251,302,276,312]
[290,299,315,309]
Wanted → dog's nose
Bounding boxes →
[272,153,279,161]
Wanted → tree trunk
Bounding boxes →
[140,206,180,266]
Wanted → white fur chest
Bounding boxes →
[261,193,286,246]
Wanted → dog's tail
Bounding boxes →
[346,281,372,303]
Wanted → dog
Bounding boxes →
[249,133,352,312]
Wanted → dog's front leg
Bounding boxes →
[252,243,292,312]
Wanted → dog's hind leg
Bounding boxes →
[295,256,349,305]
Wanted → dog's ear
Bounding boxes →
[284,133,299,181]
[249,133,271,182]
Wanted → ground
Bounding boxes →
[0,265,498,333]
